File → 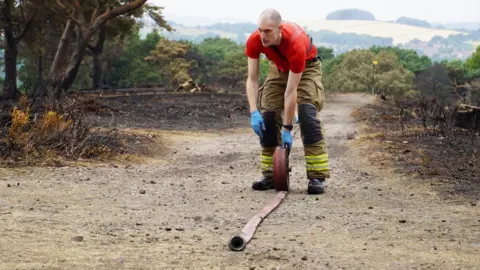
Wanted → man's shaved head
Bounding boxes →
[257,9,283,47]
[259,9,282,26]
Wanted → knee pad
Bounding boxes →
[260,111,277,147]
[298,103,323,144]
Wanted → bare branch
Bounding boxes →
[56,0,82,26]
[92,0,147,27]
[87,43,95,52]
[79,0,146,44]
[56,0,69,11]
[90,0,100,24]
[72,0,81,8]
[15,9,38,42]
[19,0,26,21]
[148,10,173,32]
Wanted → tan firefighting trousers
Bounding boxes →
[257,60,330,179]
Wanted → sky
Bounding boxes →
[148,0,479,26]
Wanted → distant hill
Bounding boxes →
[143,18,478,61]
[396,17,432,28]
[156,19,463,45]
[326,9,375,21]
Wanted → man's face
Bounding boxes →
[258,19,280,47]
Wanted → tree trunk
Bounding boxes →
[91,24,106,89]
[55,38,88,98]
[44,20,73,103]
[49,0,148,99]
[1,0,36,100]
[3,42,18,100]
[1,0,18,100]
[92,51,103,89]
[48,20,73,85]
[36,53,43,96]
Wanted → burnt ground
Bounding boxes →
[0,92,479,270]
[84,92,251,131]
[351,97,480,202]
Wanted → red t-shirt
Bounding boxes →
[245,22,317,73]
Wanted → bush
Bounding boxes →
[0,96,120,166]
[324,49,414,99]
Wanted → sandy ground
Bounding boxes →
[1,93,479,270]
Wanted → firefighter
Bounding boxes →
[245,9,329,194]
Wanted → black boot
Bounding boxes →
[252,176,274,190]
[307,178,325,194]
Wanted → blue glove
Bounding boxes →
[250,110,265,137]
[282,130,292,149]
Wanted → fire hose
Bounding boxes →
[228,125,300,251]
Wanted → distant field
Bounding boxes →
[296,20,465,44]
[145,20,471,45]
[143,26,237,39]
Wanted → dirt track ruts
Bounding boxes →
[1,93,479,270]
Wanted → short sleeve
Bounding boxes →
[288,44,306,73]
[245,32,261,59]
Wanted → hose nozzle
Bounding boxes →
[228,235,246,251]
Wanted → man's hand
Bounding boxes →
[250,110,265,137]
[282,130,292,149]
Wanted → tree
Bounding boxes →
[145,38,196,87]
[103,27,162,88]
[87,4,172,89]
[369,46,432,74]
[415,65,453,102]
[466,46,480,70]
[324,50,375,92]
[46,0,149,103]
[182,41,208,85]
[196,37,240,86]
[317,46,334,61]
[441,59,468,85]
[213,47,247,89]
[0,0,37,100]
[323,49,413,97]
[376,69,414,102]
[11,1,81,98]
[414,64,454,133]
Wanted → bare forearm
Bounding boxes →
[284,71,301,126]
[246,77,259,113]
[284,86,297,125]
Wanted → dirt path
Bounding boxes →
[1,93,479,270]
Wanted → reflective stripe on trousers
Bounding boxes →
[261,154,273,171]
[305,154,329,172]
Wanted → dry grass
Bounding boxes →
[0,96,161,167]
